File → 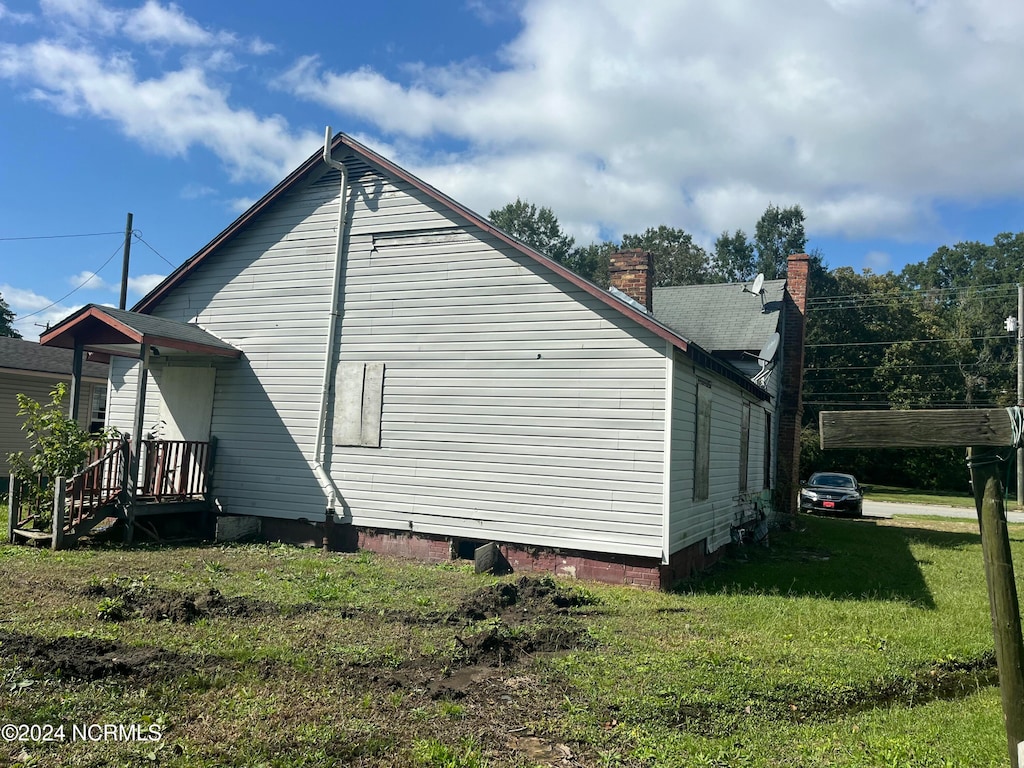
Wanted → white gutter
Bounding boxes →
[311,126,348,515]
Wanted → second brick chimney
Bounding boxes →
[775,252,810,515]
[609,249,654,311]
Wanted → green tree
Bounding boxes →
[754,203,807,280]
[565,241,616,286]
[714,229,756,283]
[488,198,575,264]
[7,383,115,529]
[619,225,717,286]
[0,291,20,338]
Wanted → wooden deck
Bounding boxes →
[8,436,216,549]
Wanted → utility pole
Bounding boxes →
[1017,284,1023,506]
[821,409,1024,768]
[119,212,133,310]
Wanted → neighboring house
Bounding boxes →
[0,337,108,481]
[40,132,807,587]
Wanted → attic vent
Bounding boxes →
[372,228,473,251]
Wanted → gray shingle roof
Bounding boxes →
[96,306,239,352]
[653,279,786,353]
[41,304,239,357]
[0,336,108,378]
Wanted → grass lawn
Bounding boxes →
[0,503,1019,767]
[864,484,1024,510]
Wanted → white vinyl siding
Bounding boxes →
[330,179,667,558]
[667,353,771,556]
[104,160,668,557]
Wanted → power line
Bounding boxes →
[807,334,1008,349]
[15,237,128,323]
[132,231,176,268]
[807,281,1019,307]
[804,401,1005,408]
[0,230,123,242]
[806,362,982,373]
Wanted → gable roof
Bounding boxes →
[40,304,240,359]
[654,279,786,355]
[0,336,108,379]
[132,132,768,400]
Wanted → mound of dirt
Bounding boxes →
[455,576,596,621]
[0,630,206,682]
[86,582,279,623]
[456,619,593,666]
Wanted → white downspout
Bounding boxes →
[312,126,348,515]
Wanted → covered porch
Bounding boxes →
[7,304,240,548]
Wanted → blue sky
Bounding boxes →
[2,0,1023,339]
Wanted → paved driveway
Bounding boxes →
[863,499,1024,523]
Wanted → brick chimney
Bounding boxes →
[775,253,810,514]
[608,249,654,311]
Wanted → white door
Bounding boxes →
[157,367,215,441]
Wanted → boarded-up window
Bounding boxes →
[334,362,385,447]
[694,381,711,501]
[763,410,772,489]
[739,402,751,493]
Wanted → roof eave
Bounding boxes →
[129,132,769,400]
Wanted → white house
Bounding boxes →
[39,132,808,587]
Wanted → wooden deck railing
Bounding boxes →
[140,439,212,502]
[65,437,129,530]
[10,437,215,548]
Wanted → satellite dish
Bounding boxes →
[742,273,768,312]
[752,331,781,387]
[758,332,780,363]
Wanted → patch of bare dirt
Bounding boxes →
[84,582,280,623]
[340,579,599,701]
[0,630,212,682]
[454,576,597,621]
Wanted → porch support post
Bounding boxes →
[125,343,151,544]
[67,339,84,422]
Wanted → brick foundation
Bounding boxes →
[254,517,727,589]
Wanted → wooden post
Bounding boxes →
[125,343,150,545]
[970,447,1024,766]
[51,478,66,551]
[7,474,18,544]
[820,409,1024,768]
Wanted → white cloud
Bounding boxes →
[277,0,1024,244]
[40,0,119,34]
[1,283,82,340]
[863,250,892,273]
[0,41,319,183]
[68,270,111,290]
[229,197,257,213]
[40,0,262,51]
[122,1,223,46]
[0,3,34,23]
[180,182,216,199]
[248,37,275,55]
[128,273,165,295]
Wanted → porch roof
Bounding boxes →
[39,304,241,359]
